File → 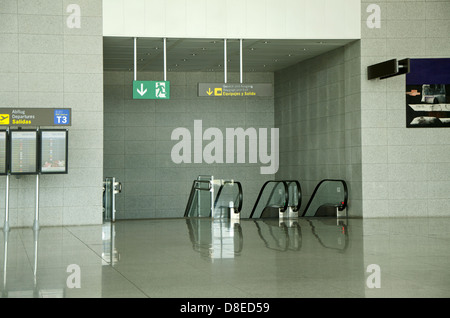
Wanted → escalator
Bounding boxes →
[249,180,301,219]
[184,175,243,218]
[301,179,348,217]
[184,177,347,219]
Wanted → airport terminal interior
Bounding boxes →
[1,0,450,299]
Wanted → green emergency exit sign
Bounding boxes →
[133,81,170,99]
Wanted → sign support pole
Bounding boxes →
[163,38,167,81]
[33,174,40,231]
[134,37,137,81]
[224,39,227,84]
[240,39,243,84]
[3,125,9,232]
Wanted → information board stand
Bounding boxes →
[34,173,40,231]
[2,129,9,233]
[3,174,10,233]
[0,107,71,232]
[1,174,37,232]
[2,128,68,232]
[34,126,40,231]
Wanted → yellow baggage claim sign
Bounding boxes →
[0,108,71,126]
[198,83,273,97]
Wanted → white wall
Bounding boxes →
[360,0,450,218]
[103,0,361,40]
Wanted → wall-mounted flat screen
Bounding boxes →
[0,131,7,175]
[40,130,68,174]
[10,130,38,174]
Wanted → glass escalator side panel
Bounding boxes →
[287,181,301,212]
[213,182,241,218]
[186,181,213,218]
[103,178,112,221]
[252,181,287,218]
[303,180,347,217]
[186,190,199,217]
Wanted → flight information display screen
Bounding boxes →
[40,130,68,174]
[10,130,38,174]
[0,131,7,175]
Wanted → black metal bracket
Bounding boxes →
[367,58,410,80]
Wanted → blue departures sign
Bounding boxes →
[54,109,71,125]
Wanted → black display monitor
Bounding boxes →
[10,130,38,175]
[40,129,68,174]
[0,131,7,175]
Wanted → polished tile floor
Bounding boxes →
[1,217,450,298]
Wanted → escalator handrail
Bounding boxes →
[249,180,289,218]
[184,179,212,217]
[234,181,243,213]
[301,179,348,217]
[284,180,302,212]
[213,180,243,213]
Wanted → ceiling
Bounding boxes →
[103,37,354,73]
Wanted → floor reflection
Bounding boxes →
[305,219,349,252]
[186,218,243,261]
[185,217,349,256]
[253,219,302,252]
[101,222,119,266]
[1,217,449,298]
[253,218,348,252]
[2,229,66,298]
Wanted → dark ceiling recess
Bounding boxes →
[103,37,355,73]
